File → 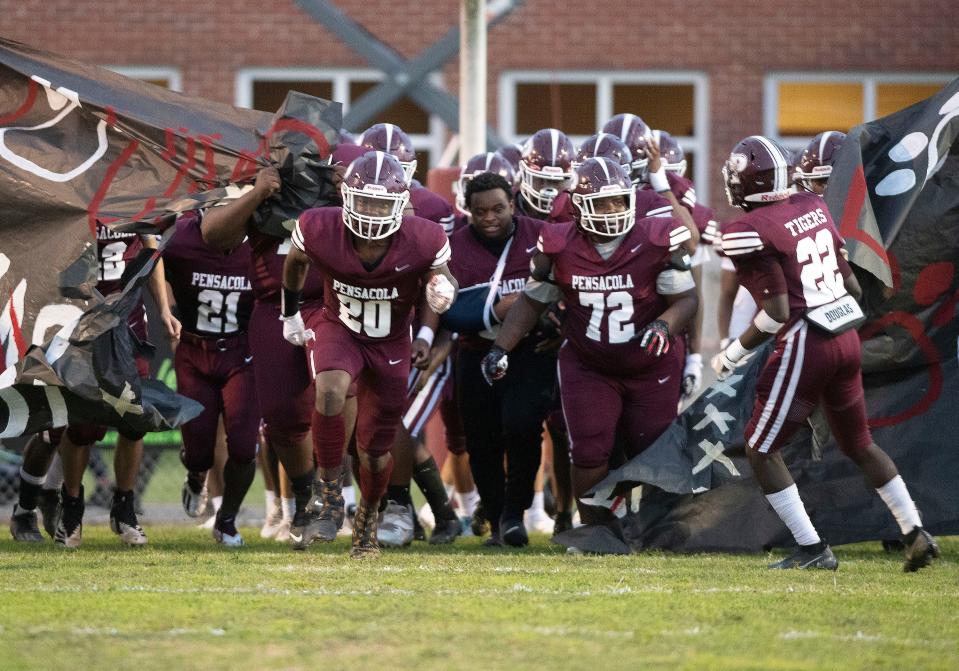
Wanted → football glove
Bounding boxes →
[682,352,703,398]
[638,319,671,357]
[480,346,509,385]
[280,312,314,347]
[426,274,456,313]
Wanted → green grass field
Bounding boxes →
[0,529,955,671]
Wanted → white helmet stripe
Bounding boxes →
[484,152,494,171]
[598,157,611,180]
[752,135,788,193]
[375,150,384,181]
[819,131,834,162]
[550,128,559,163]
[385,124,395,152]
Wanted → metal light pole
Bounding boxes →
[459,0,487,160]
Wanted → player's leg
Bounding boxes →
[440,381,480,535]
[55,425,102,548]
[111,431,148,546]
[545,412,573,535]
[380,423,417,548]
[9,433,58,541]
[822,331,939,572]
[174,342,218,519]
[257,424,284,538]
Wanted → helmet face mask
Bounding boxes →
[340,151,410,240]
[570,157,637,238]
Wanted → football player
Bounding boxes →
[163,210,257,546]
[282,151,457,559]
[715,135,939,571]
[485,157,697,547]
[794,131,846,195]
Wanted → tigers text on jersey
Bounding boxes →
[537,217,686,374]
[163,212,254,337]
[721,191,853,330]
[293,207,450,342]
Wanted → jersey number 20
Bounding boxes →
[337,294,390,338]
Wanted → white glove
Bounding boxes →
[426,274,455,313]
[280,312,314,346]
[682,353,703,398]
[710,339,750,381]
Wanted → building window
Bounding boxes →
[499,71,709,201]
[765,73,956,152]
[236,68,445,184]
[107,66,182,92]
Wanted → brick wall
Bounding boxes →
[2,0,956,216]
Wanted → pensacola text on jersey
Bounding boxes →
[332,278,400,301]
[190,272,253,291]
[570,273,637,291]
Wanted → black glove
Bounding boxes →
[637,319,671,357]
[480,346,509,385]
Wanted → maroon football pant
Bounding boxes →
[175,334,259,471]
[247,301,317,447]
[745,321,872,455]
[305,315,410,462]
[558,345,682,470]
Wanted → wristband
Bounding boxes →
[416,325,435,348]
[724,338,750,364]
[649,167,670,193]
[753,309,784,334]
[281,285,302,318]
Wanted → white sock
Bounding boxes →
[455,488,479,518]
[876,475,921,535]
[20,467,46,487]
[529,491,545,514]
[211,495,223,513]
[281,497,295,522]
[45,454,64,491]
[766,484,821,546]
[264,490,276,512]
[342,485,356,509]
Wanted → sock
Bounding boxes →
[529,491,545,514]
[264,489,276,513]
[455,488,479,518]
[386,484,413,507]
[876,475,922,535]
[281,497,295,522]
[219,458,255,522]
[342,485,356,509]
[210,495,223,513]
[413,457,456,521]
[18,467,45,510]
[290,471,315,512]
[311,411,345,470]
[765,484,821,547]
[46,454,64,491]
[359,457,393,505]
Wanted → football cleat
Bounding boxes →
[428,516,463,545]
[350,500,380,560]
[768,543,838,570]
[412,511,426,542]
[37,488,59,538]
[181,473,209,518]
[260,498,284,539]
[525,506,555,535]
[501,516,529,547]
[110,490,147,547]
[54,486,84,549]
[10,504,44,542]
[313,478,345,543]
[378,500,414,548]
[471,501,490,537]
[289,490,323,551]
[213,514,245,548]
[552,511,574,537]
[903,527,940,572]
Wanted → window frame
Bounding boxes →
[764,71,957,152]
[235,67,446,178]
[498,70,710,201]
[106,66,182,92]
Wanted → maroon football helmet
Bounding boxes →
[455,152,516,215]
[359,123,417,183]
[795,131,847,193]
[601,113,651,185]
[519,128,575,215]
[574,133,633,173]
[340,151,410,239]
[570,157,636,237]
[722,136,793,210]
[653,130,687,176]
[494,142,523,189]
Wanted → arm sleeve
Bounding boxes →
[524,271,562,303]
[656,269,696,295]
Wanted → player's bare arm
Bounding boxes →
[201,166,280,250]
[140,233,181,341]
[279,244,313,346]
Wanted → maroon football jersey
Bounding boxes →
[247,226,325,303]
[410,186,455,231]
[721,191,853,329]
[95,223,144,296]
[293,207,451,342]
[163,212,254,337]
[539,217,685,373]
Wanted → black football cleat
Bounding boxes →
[903,527,940,573]
[10,504,44,542]
[429,516,463,545]
[501,516,529,548]
[768,543,838,570]
[471,501,490,537]
[552,511,573,537]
